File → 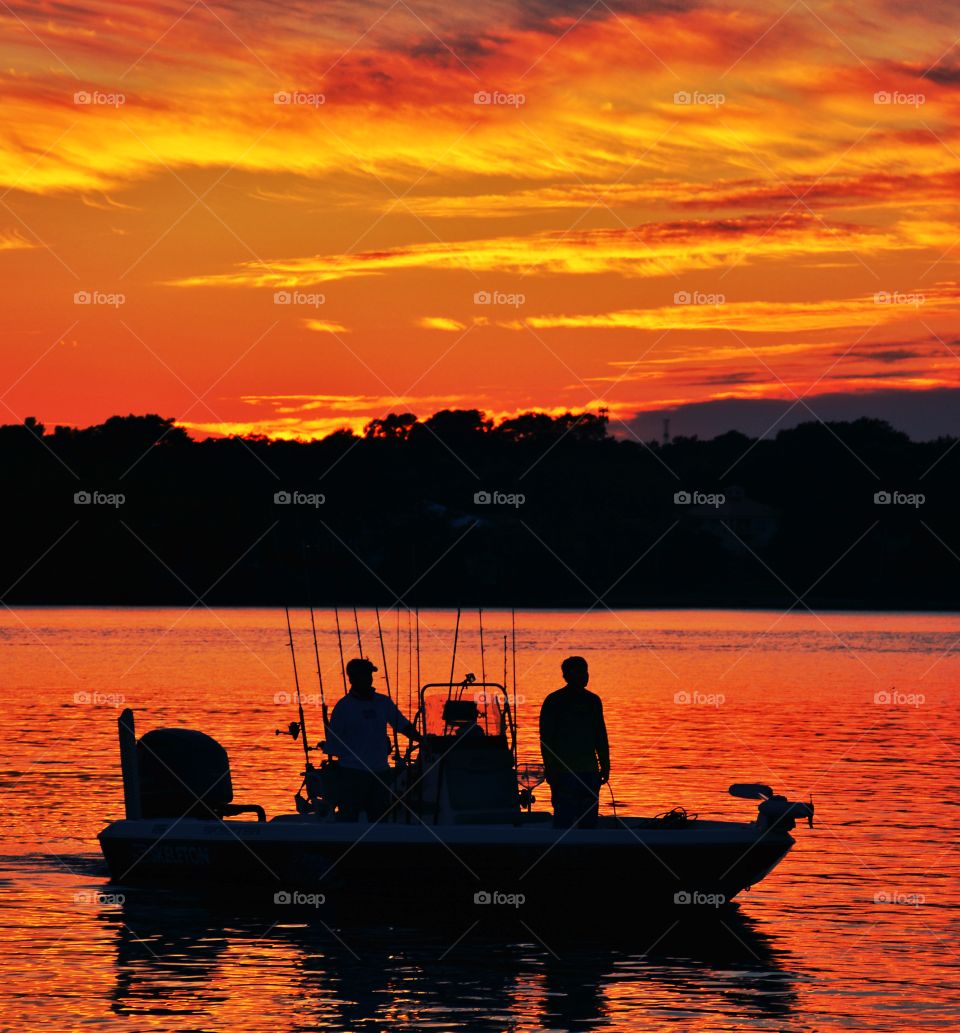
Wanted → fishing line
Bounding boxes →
[606,779,619,820]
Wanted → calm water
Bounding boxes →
[1,607,958,1031]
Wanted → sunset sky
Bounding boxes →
[2,0,959,440]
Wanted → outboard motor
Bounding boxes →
[137,728,265,821]
[138,728,232,818]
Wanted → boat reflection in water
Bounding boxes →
[103,887,799,1032]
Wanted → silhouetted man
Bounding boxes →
[326,657,420,821]
[539,656,610,829]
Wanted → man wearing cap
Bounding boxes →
[326,657,421,821]
[539,656,610,829]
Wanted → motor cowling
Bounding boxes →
[137,728,233,819]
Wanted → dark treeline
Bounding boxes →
[2,409,957,608]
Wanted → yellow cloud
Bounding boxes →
[304,319,348,333]
[0,229,38,251]
[418,316,466,331]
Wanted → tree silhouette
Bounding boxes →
[0,409,952,608]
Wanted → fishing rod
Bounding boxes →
[301,545,329,747]
[407,608,413,718]
[478,607,489,733]
[333,606,348,696]
[498,643,516,754]
[283,605,312,777]
[511,609,518,763]
[502,633,510,740]
[375,605,401,762]
[307,601,328,747]
[353,606,363,658]
[415,606,421,732]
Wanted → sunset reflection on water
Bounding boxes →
[1,608,957,1031]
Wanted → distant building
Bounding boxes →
[687,485,779,550]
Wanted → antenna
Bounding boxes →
[447,607,461,700]
[478,607,486,686]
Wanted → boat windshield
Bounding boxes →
[418,682,514,742]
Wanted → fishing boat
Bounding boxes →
[98,609,814,915]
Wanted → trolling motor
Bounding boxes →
[729,783,815,832]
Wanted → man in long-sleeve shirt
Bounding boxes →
[326,657,420,821]
[539,656,610,829]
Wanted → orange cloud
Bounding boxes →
[169,214,909,288]
[3,0,960,439]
